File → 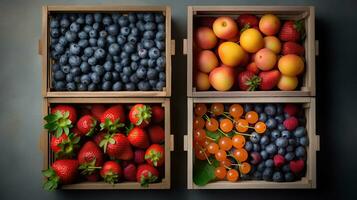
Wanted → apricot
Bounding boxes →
[198,50,219,73]
[196,72,211,91]
[277,75,298,91]
[195,27,217,49]
[218,42,245,67]
[259,14,281,36]
[255,48,277,71]
[240,28,264,53]
[264,36,281,54]
[278,54,304,76]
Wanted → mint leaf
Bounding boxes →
[193,159,216,186]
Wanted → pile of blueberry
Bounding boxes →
[242,103,308,182]
[49,12,166,91]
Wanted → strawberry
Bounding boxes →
[289,159,305,173]
[258,70,281,91]
[273,154,285,167]
[91,104,107,120]
[237,14,259,30]
[238,71,261,91]
[85,172,100,182]
[282,41,305,56]
[148,125,165,144]
[145,144,164,167]
[50,132,80,158]
[123,163,137,181]
[76,115,97,137]
[246,62,260,75]
[78,141,104,177]
[279,20,304,42]
[136,164,159,187]
[284,104,299,116]
[99,133,133,160]
[129,104,152,128]
[128,127,150,149]
[100,161,122,184]
[42,159,79,191]
[151,105,164,123]
[100,105,126,134]
[134,149,146,164]
[44,105,77,137]
[93,131,107,146]
[283,117,299,131]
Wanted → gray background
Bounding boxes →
[0,0,356,199]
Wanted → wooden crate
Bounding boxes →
[184,97,320,189]
[39,5,175,97]
[39,97,173,189]
[183,6,317,97]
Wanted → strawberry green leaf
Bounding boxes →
[193,159,216,186]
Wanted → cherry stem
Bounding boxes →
[205,135,216,141]
[203,114,211,122]
[203,151,212,165]
[233,130,252,137]
[223,164,232,170]
[217,128,229,137]
[222,113,237,124]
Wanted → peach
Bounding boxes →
[213,16,239,40]
[254,48,277,71]
[218,42,245,67]
[209,65,235,91]
[195,27,217,49]
[196,72,211,91]
[240,28,264,53]
[264,36,281,54]
[277,75,298,91]
[259,14,281,36]
[278,54,304,76]
[198,50,219,73]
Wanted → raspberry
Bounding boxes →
[283,117,299,131]
[284,104,299,116]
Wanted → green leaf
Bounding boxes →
[206,131,220,142]
[55,128,63,138]
[63,111,70,119]
[193,159,216,186]
[63,126,69,135]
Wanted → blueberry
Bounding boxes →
[140,59,149,67]
[89,29,98,38]
[94,65,105,76]
[79,62,90,73]
[54,81,66,91]
[159,72,166,81]
[264,104,277,116]
[285,172,295,182]
[156,56,165,68]
[83,25,92,33]
[144,22,156,31]
[118,16,129,27]
[131,53,140,62]
[74,76,81,83]
[253,171,262,180]
[112,81,123,91]
[281,130,291,138]
[121,74,130,83]
[276,104,284,115]
[137,81,151,91]
[70,67,81,76]
[136,21,145,31]
[68,14,77,22]
[89,38,97,47]
[106,35,116,44]
[77,83,87,91]
[113,56,120,62]
[143,31,155,40]
[69,43,81,55]
[87,83,97,91]
[54,70,65,80]
[106,54,113,62]
[270,130,280,140]
[88,57,97,66]
[102,15,112,26]
[124,43,135,54]
[245,141,253,151]
[295,146,306,157]
[136,67,147,79]
[131,27,140,36]
[286,145,294,152]
[253,143,261,152]
[259,113,268,122]
[94,48,106,60]
[78,39,89,48]
[78,31,88,39]
[299,136,309,146]
[112,13,121,21]
[90,72,100,84]
[50,28,60,38]
[97,37,106,48]
[278,148,286,155]
[155,31,165,41]
[130,62,139,71]
[117,35,126,45]
[148,48,160,59]
[60,18,70,28]
[145,68,157,80]
[127,34,138,44]
[85,14,94,25]
[262,168,273,181]
[54,43,65,54]
[277,124,286,131]
[266,144,277,155]
[155,41,165,50]
[66,73,74,82]
[250,132,261,144]
[76,14,85,24]
[257,162,265,172]
[120,27,130,36]
[68,56,81,67]
[288,138,297,146]
[285,152,295,161]
[111,71,119,81]
[275,115,285,124]
[143,40,155,49]
[265,159,274,168]
[103,72,112,81]
[101,81,112,91]
[157,23,165,31]
[81,74,91,85]
[103,61,113,72]
[276,137,288,148]
[83,47,94,57]
[272,171,284,182]
[58,36,68,46]
[128,73,139,83]
[51,50,61,60]
[260,135,269,146]
[94,13,102,22]
[92,22,101,30]
[120,58,130,66]
[149,79,157,88]
[294,127,306,138]
[127,13,137,23]
[70,22,80,33]
[98,30,107,38]
[155,14,165,23]
[143,13,154,22]
[282,164,290,172]
[260,150,269,160]
[114,63,123,72]
[266,118,277,129]
[66,82,76,91]
[125,82,136,91]
[59,55,68,65]
[244,104,253,112]
[123,66,132,76]
[105,24,118,36]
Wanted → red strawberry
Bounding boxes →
[93,132,107,146]
[85,172,100,182]
[99,133,133,160]
[44,105,78,137]
[50,133,80,158]
[258,70,281,91]
[284,104,299,116]
[91,104,107,120]
[100,105,126,134]
[246,62,260,75]
[283,116,299,131]
[145,144,165,167]
[273,154,285,167]
[100,161,122,184]
[136,164,159,187]
[151,105,164,123]
[78,141,104,177]
[128,127,150,149]
[279,20,304,42]
[282,42,305,56]
[42,159,79,191]
[123,163,137,181]
[134,149,146,164]
[289,159,305,173]
[237,14,259,30]
[129,104,152,128]
[76,115,97,137]
[148,125,165,144]
[238,71,261,91]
